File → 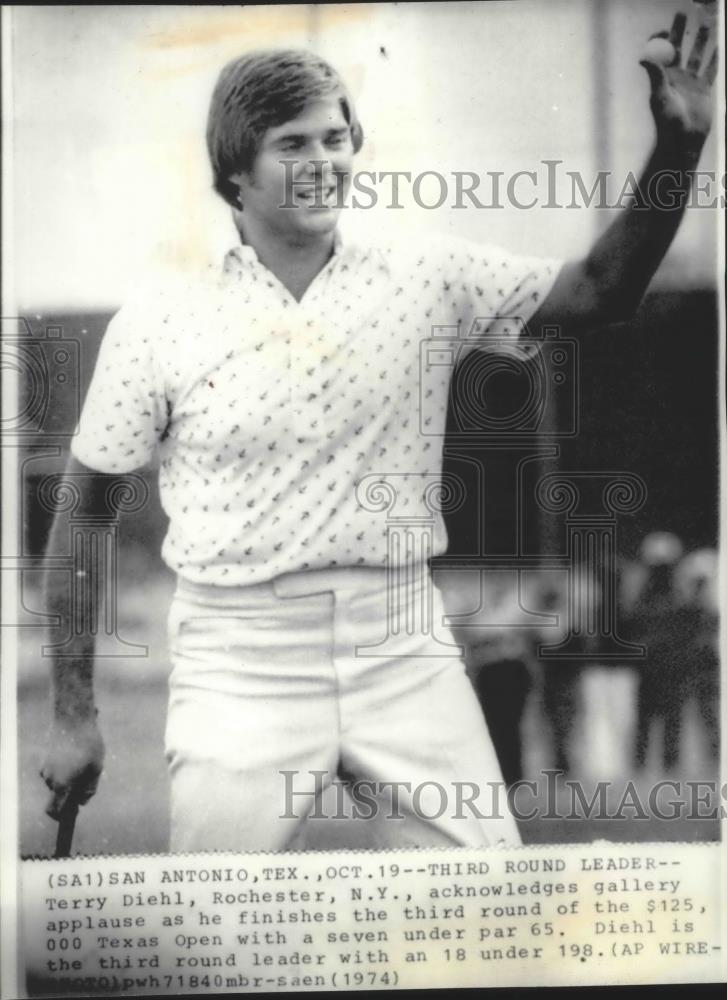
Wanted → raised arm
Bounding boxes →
[531,11,717,331]
[39,455,114,820]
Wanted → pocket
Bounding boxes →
[166,599,226,646]
[168,608,241,648]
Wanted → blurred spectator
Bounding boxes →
[461,573,533,787]
[674,547,719,764]
[531,573,584,776]
[625,531,685,770]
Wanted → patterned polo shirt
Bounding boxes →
[71,233,561,585]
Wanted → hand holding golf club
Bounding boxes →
[40,714,105,824]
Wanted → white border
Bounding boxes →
[1,3,725,995]
[1,8,20,1000]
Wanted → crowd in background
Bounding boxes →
[454,533,719,785]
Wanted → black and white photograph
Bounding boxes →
[1,1,724,994]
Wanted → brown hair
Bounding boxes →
[206,49,364,208]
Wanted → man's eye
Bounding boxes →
[327,134,348,148]
[280,139,303,151]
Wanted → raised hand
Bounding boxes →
[640,11,718,153]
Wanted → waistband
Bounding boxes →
[176,563,431,602]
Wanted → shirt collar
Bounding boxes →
[222,230,346,277]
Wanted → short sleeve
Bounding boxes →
[443,237,563,344]
[71,300,168,473]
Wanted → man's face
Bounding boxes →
[230,98,354,241]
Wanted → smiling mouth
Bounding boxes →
[294,184,341,209]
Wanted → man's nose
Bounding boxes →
[300,146,331,177]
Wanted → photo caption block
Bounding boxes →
[21,842,724,994]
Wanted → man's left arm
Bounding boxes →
[531,12,718,332]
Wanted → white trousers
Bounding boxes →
[165,566,520,852]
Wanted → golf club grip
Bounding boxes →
[55,799,80,859]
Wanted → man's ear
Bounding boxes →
[228,171,248,207]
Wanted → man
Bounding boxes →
[626,531,686,770]
[40,16,716,851]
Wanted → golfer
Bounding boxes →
[41,16,716,851]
